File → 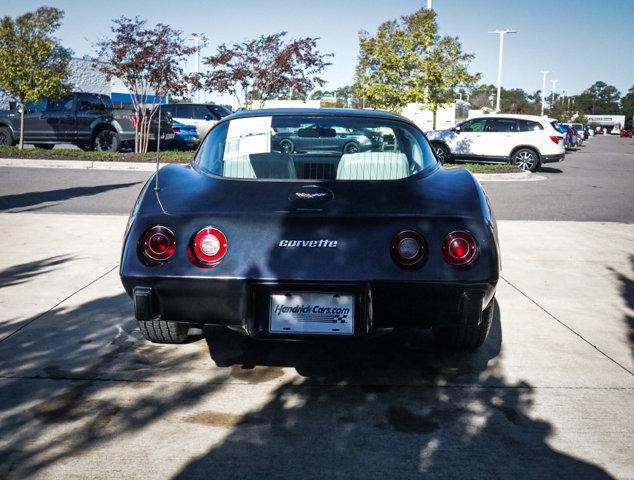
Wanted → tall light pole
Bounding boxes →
[540,70,550,116]
[551,79,559,108]
[426,0,432,9]
[488,29,516,112]
[188,34,202,103]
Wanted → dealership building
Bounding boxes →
[0,57,165,109]
[586,114,626,129]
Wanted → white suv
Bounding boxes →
[426,114,565,172]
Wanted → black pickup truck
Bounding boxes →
[0,92,173,151]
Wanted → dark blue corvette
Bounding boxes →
[120,109,500,350]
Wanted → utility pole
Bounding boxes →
[426,0,432,9]
[489,29,517,112]
[540,70,550,116]
[188,34,202,103]
[551,79,559,108]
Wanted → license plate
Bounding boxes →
[269,292,354,335]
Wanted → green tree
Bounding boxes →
[574,81,621,114]
[0,7,71,149]
[355,8,479,128]
[621,85,634,128]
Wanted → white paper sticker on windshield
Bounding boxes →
[224,116,272,159]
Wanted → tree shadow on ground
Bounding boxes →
[171,302,612,479]
[610,254,634,365]
[0,255,74,289]
[0,182,142,211]
[0,292,228,479]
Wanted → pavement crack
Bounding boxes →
[500,275,634,377]
[0,374,632,391]
[0,264,119,344]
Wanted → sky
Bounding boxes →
[2,0,633,104]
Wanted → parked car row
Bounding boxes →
[0,92,173,151]
[0,91,232,152]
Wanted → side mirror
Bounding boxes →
[204,114,213,121]
[452,126,461,133]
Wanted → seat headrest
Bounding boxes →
[336,152,409,180]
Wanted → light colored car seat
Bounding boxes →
[336,152,409,180]
[222,155,257,179]
[222,152,297,179]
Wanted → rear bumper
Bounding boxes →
[542,153,565,163]
[122,277,496,339]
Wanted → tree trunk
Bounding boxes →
[19,102,25,150]
[134,107,140,153]
[432,109,437,130]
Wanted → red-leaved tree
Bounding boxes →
[204,32,332,109]
[94,17,202,152]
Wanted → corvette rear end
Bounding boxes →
[120,109,500,350]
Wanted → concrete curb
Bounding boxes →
[0,157,165,171]
[475,171,546,182]
[0,157,546,181]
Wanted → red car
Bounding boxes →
[620,129,633,138]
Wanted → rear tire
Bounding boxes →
[343,142,360,154]
[138,319,189,344]
[33,144,55,150]
[0,127,14,146]
[94,129,120,152]
[432,298,494,350]
[279,138,294,154]
[511,148,540,172]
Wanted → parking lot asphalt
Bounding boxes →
[0,134,633,221]
[0,135,633,479]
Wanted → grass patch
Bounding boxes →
[0,146,522,173]
[444,162,522,174]
[0,145,193,163]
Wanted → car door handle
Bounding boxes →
[40,114,48,119]
[65,115,73,120]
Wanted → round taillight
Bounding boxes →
[391,230,427,267]
[443,231,477,266]
[191,227,228,266]
[141,226,176,262]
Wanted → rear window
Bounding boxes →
[209,105,231,118]
[518,119,544,131]
[195,115,436,181]
[485,118,518,132]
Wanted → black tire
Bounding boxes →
[94,129,121,152]
[432,142,451,164]
[279,138,294,154]
[0,127,14,146]
[343,142,360,154]
[138,319,189,344]
[432,298,494,351]
[511,148,540,172]
[33,143,55,150]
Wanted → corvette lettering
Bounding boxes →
[278,239,337,248]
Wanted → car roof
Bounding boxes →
[226,108,409,122]
[468,113,547,122]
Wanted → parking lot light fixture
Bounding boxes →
[488,29,517,112]
[540,70,550,116]
[551,79,559,109]
[188,34,202,102]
